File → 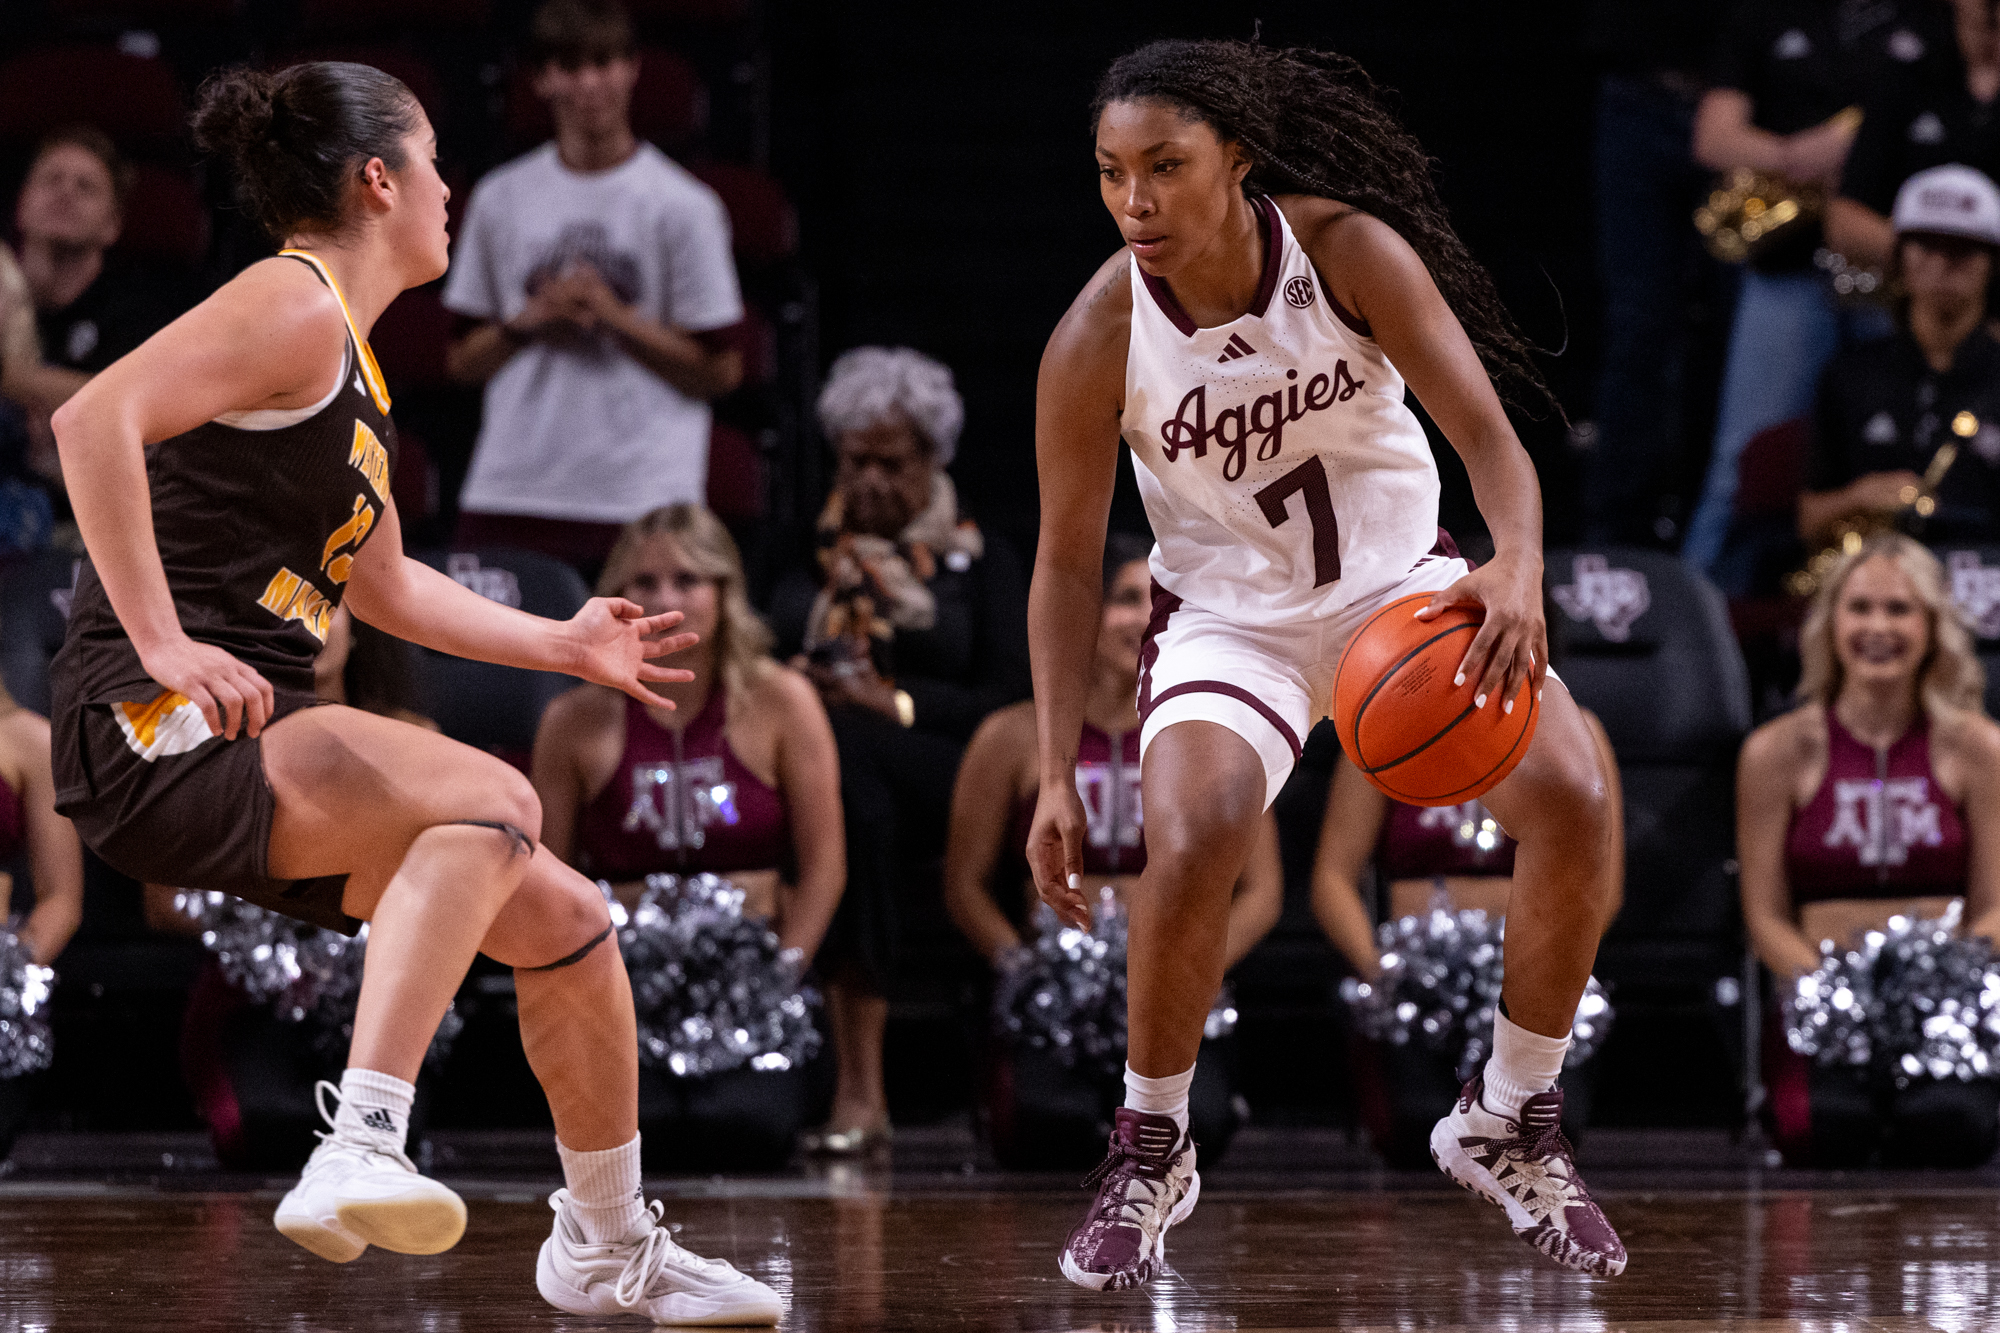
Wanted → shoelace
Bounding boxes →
[310,1080,418,1173]
[1490,1115,1576,1180]
[611,1200,729,1308]
[1079,1133,1174,1226]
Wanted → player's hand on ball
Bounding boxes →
[1413,553,1546,714]
[1026,778,1092,931]
[568,597,699,708]
[139,633,275,740]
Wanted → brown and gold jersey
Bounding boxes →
[54,250,398,706]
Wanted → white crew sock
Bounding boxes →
[332,1067,414,1149]
[1481,1012,1571,1118]
[557,1134,650,1245]
[1123,1063,1195,1134]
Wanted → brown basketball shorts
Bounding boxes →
[52,686,358,935]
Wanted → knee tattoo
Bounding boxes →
[449,818,535,857]
[520,921,613,972]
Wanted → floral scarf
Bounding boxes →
[802,473,984,665]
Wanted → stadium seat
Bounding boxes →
[406,548,589,764]
[1931,542,2000,717]
[688,161,798,264]
[625,0,751,21]
[0,48,184,155]
[0,549,83,717]
[298,0,490,33]
[505,48,707,153]
[705,422,763,523]
[116,165,210,268]
[50,0,236,19]
[1544,546,1753,1123]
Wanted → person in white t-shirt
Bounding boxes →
[444,0,744,573]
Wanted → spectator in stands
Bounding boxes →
[1738,533,2000,1167]
[1311,689,1623,1167]
[767,346,1031,1155]
[1831,0,2000,269]
[6,128,180,545]
[534,504,843,1169]
[0,669,85,1163]
[444,0,744,575]
[1581,0,1731,547]
[1681,0,1922,581]
[1802,165,2000,551]
[942,533,1279,1167]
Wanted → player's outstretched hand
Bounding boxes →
[138,633,275,741]
[567,597,699,708]
[1026,777,1093,931]
[1413,552,1546,714]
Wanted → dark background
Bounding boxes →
[768,0,1604,561]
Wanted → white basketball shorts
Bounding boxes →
[1137,552,1471,809]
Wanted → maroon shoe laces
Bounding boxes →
[1079,1119,1178,1202]
[1488,1090,1574,1168]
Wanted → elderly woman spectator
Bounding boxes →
[1738,534,2000,1167]
[1801,165,2000,550]
[767,346,1031,1154]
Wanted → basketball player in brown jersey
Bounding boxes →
[48,62,781,1325]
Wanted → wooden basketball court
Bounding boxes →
[2,1127,1993,1330]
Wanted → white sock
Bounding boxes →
[332,1067,414,1149]
[1481,1012,1570,1118]
[1123,1063,1195,1134]
[557,1134,650,1245]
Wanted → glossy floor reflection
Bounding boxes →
[2,1181,1999,1330]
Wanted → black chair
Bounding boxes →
[1932,543,2000,718]
[0,550,82,716]
[1544,547,1753,1126]
[405,548,590,763]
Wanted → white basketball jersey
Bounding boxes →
[1122,196,1441,626]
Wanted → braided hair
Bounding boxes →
[1093,39,1557,418]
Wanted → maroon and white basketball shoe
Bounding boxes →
[1058,1109,1200,1291]
[1429,1075,1626,1278]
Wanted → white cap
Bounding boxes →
[1892,164,2000,245]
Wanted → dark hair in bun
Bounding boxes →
[193,62,422,241]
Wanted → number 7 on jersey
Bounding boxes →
[1253,456,1341,587]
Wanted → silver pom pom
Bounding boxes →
[1339,908,1613,1081]
[1785,935,1879,1069]
[0,921,54,1080]
[989,888,1238,1078]
[612,874,822,1078]
[176,892,460,1069]
[1784,905,2000,1086]
[992,890,1128,1077]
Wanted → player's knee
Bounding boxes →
[480,762,544,851]
[1145,779,1263,876]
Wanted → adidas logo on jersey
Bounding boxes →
[1216,334,1258,363]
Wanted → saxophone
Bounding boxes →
[1785,417,1971,598]
[1692,107,1862,266]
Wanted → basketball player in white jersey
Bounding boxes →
[1030,40,1626,1287]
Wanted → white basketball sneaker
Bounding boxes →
[274,1080,467,1263]
[536,1188,785,1326]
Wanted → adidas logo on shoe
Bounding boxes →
[361,1108,397,1134]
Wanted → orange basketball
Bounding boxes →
[1331,593,1537,807]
